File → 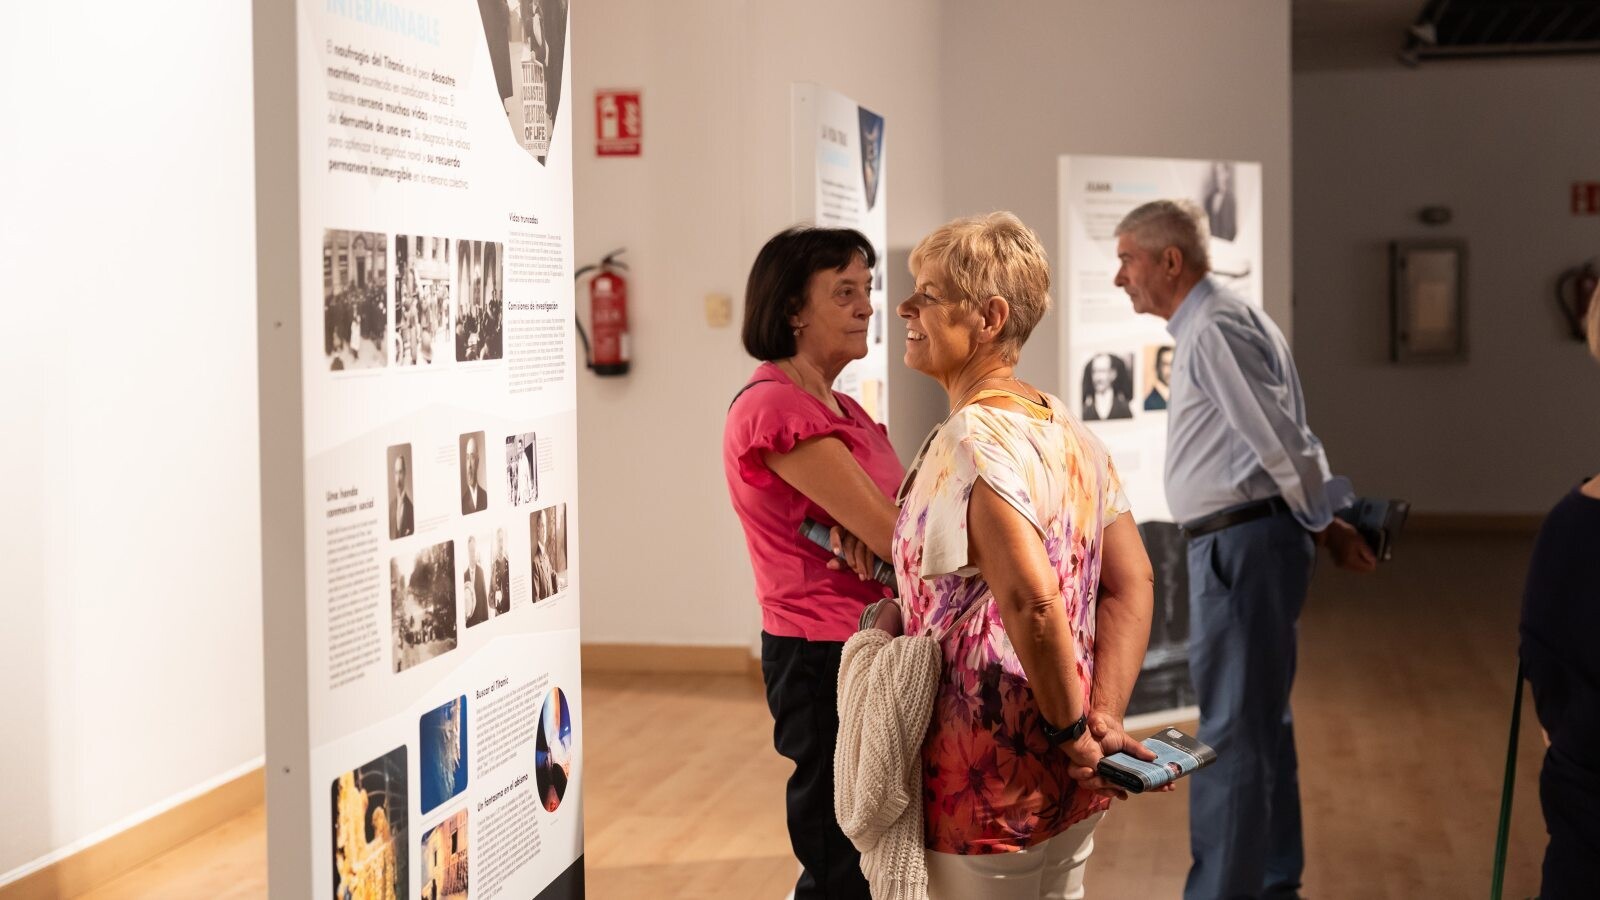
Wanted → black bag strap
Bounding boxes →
[728,379,777,410]
[1490,659,1526,900]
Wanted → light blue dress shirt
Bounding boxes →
[1164,276,1342,531]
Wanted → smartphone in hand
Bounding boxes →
[1095,728,1217,794]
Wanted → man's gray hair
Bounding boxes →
[1114,199,1211,274]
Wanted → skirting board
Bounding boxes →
[1406,512,1544,534]
[0,767,263,900]
[582,642,759,676]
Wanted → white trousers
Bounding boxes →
[925,812,1105,900]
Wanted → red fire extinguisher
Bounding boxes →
[575,248,630,375]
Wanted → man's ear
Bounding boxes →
[1161,246,1185,280]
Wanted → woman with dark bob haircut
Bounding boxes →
[722,226,904,899]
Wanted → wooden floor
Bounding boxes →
[74,533,1550,899]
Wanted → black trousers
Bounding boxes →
[760,632,871,900]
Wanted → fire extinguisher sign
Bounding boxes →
[596,90,642,157]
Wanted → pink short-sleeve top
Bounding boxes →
[723,362,905,642]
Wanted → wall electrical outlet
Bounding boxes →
[704,293,732,328]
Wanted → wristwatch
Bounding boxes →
[1040,712,1089,745]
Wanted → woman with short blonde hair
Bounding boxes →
[883,212,1160,897]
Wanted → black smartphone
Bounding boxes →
[1095,727,1217,794]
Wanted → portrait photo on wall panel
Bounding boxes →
[1198,159,1238,243]
[323,229,389,372]
[505,432,539,506]
[528,503,568,603]
[331,746,408,900]
[394,235,453,367]
[455,240,504,362]
[1080,351,1135,422]
[459,431,490,516]
[391,540,457,673]
[462,530,510,628]
[1142,345,1175,412]
[386,443,416,540]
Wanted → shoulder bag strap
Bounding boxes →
[1489,658,1526,900]
[728,378,776,410]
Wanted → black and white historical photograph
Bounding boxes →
[1081,352,1135,421]
[476,0,569,165]
[393,235,452,367]
[459,431,490,515]
[455,240,504,362]
[462,533,493,629]
[390,540,457,673]
[1126,522,1196,717]
[505,432,539,506]
[1143,344,1174,412]
[1200,159,1238,242]
[386,443,415,540]
[528,503,568,603]
[323,230,389,371]
[491,527,511,617]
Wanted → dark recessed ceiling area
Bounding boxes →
[1295,0,1600,70]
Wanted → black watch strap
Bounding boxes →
[1041,712,1089,745]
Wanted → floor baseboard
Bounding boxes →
[582,642,758,676]
[0,768,264,900]
[1406,512,1544,535]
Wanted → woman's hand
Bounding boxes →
[825,525,878,581]
[1060,729,1124,798]
[1067,712,1174,798]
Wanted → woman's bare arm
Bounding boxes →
[967,478,1084,729]
[764,436,898,561]
[1090,513,1154,724]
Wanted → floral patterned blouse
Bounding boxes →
[894,393,1129,854]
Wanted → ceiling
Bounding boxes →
[1295,0,1422,69]
[1294,0,1600,70]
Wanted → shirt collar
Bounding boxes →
[1165,275,1217,340]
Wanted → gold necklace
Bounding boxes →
[952,374,1025,409]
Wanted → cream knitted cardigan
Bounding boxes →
[834,627,942,900]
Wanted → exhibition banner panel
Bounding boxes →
[791,83,890,424]
[1058,154,1263,723]
[256,2,583,897]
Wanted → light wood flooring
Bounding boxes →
[73,533,1550,899]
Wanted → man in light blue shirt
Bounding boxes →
[1113,199,1374,900]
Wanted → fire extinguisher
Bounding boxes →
[575,248,630,375]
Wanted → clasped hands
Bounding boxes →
[829,526,1168,803]
[1062,712,1174,801]
[825,525,881,581]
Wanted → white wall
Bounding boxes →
[573,0,1297,648]
[1295,60,1600,514]
[0,3,263,884]
[939,0,1295,392]
[572,0,950,647]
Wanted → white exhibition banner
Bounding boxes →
[255,2,583,898]
[791,83,890,425]
[1058,154,1263,723]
